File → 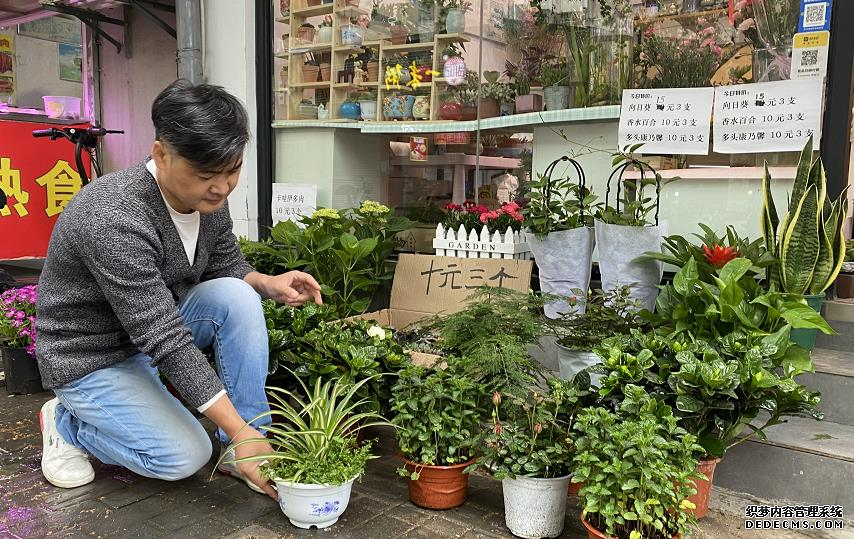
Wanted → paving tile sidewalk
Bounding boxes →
[1,390,850,539]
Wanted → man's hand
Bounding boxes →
[233,427,278,499]
[245,270,323,306]
[263,271,323,306]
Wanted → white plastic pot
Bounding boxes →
[274,476,356,529]
[556,345,601,386]
[316,26,333,44]
[502,474,570,538]
[359,100,377,121]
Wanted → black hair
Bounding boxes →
[151,79,250,172]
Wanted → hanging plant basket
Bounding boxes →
[595,159,666,312]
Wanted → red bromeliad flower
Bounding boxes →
[703,244,740,268]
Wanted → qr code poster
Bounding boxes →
[799,0,831,32]
[791,31,830,80]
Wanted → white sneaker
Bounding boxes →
[40,398,95,488]
[216,445,266,494]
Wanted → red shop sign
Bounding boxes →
[0,119,91,259]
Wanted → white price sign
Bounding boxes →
[713,79,823,154]
[271,183,317,225]
[618,88,715,155]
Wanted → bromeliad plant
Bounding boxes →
[241,201,414,317]
[0,285,37,357]
[221,375,389,486]
[573,385,701,539]
[761,137,850,296]
[264,301,410,414]
[391,356,488,475]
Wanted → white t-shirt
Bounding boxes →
[145,160,200,266]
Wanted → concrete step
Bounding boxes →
[802,348,854,426]
[715,416,854,509]
[816,300,854,352]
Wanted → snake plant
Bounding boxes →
[762,137,850,295]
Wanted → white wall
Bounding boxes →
[98,6,178,173]
[204,0,259,239]
[13,32,83,109]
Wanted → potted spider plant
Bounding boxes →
[220,375,389,529]
[390,356,487,510]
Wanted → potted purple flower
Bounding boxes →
[0,285,43,394]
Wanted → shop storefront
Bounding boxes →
[262,0,853,243]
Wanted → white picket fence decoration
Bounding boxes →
[433,224,532,260]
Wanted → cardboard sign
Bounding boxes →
[1,120,91,259]
[618,88,715,155]
[799,0,831,32]
[389,254,532,316]
[271,183,317,225]
[712,80,823,153]
[791,31,830,80]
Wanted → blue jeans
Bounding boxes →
[52,277,270,481]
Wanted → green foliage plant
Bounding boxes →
[240,201,414,317]
[391,357,488,477]
[762,137,850,295]
[263,301,410,414]
[597,146,672,227]
[471,376,592,480]
[572,385,701,539]
[522,170,600,237]
[549,287,646,351]
[220,375,389,486]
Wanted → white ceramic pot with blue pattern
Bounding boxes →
[274,476,357,529]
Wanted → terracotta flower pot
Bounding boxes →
[515,93,543,113]
[297,26,316,44]
[390,24,409,45]
[302,64,319,82]
[439,101,462,120]
[688,457,721,519]
[582,517,680,539]
[306,0,322,6]
[319,63,331,82]
[366,61,379,81]
[568,479,584,497]
[479,98,500,119]
[460,105,477,121]
[836,274,854,299]
[402,457,473,510]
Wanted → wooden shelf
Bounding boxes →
[381,41,435,52]
[434,77,466,86]
[380,83,433,92]
[334,44,365,53]
[290,81,333,88]
[274,51,289,58]
[435,33,469,43]
[275,15,290,23]
[336,5,367,17]
[332,82,379,89]
[291,3,334,17]
[291,43,332,53]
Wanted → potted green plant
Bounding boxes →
[438,91,463,120]
[357,91,378,121]
[220,376,389,529]
[513,73,542,114]
[522,157,601,318]
[472,377,591,538]
[263,302,410,412]
[390,356,487,509]
[442,0,471,34]
[761,137,850,349]
[480,71,514,119]
[540,60,572,111]
[549,287,645,384]
[0,285,42,395]
[595,147,671,312]
[573,385,701,539]
[836,240,854,299]
[458,70,480,120]
[240,201,413,317]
